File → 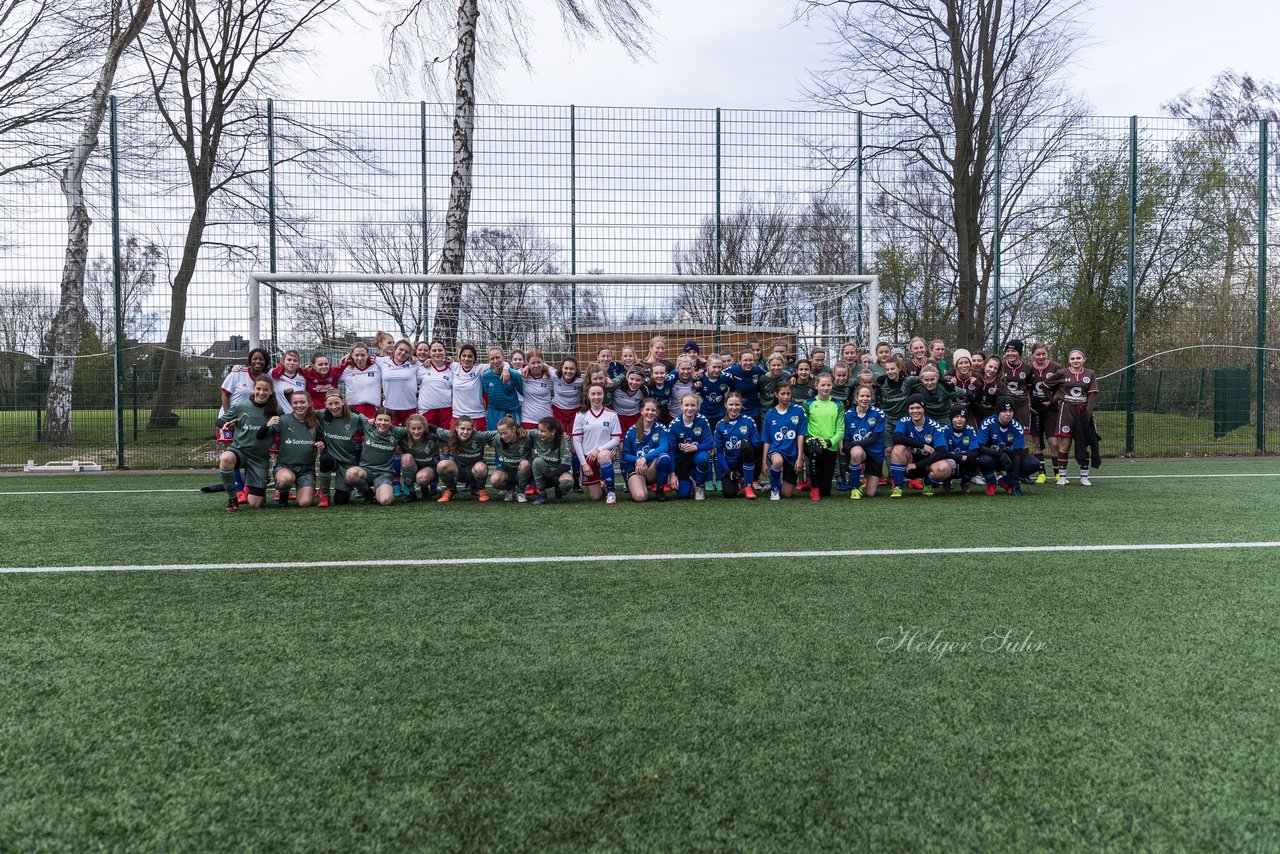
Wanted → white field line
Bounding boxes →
[3,541,1279,575]
[2,471,1280,497]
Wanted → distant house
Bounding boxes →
[200,335,273,361]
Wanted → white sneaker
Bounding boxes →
[694,485,706,501]
[1079,474,1092,487]
[770,489,781,501]
[503,490,515,502]
[605,491,617,505]
[515,492,528,503]
[1056,475,1068,486]
[970,474,986,487]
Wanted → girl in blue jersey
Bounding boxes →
[622,398,673,502]
[761,383,807,500]
[714,392,760,499]
[668,392,714,501]
[889,394,951,498]
[941,404,983,492]
[843,384,886,500]
[723,349,765,419]
[645,361,676,423]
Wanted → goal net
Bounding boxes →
[247,273,880,366]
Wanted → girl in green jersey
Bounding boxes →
[436,416,498,503]
[487,416,535,501]
[264,390,325,508]
[317,390,369,506]
[348,409,406,506]
[400,413,451,501]
[214,378,278,511]
[532,416,575,504]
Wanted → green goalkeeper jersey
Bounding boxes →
[805,398,844,447]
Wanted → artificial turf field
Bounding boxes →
[2,460,1278,851]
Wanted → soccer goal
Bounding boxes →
[246,273,880,364]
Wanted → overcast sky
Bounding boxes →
[297,0,1280,116]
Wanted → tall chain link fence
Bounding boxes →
[1,100,1276,468]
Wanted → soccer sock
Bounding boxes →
[600,460,616,491]
[655,454,674,484]
[694,452,710,485]
[742,461,756,485]
[558,476,573,494]
[440,468,456,491]
[848,462,863,487]
[317,472,332,496]
[1055,455,1068,475]
[677,480,693,499]
[234,470,244,492]
[769,465,782,492]
[890,463,906,488]
[1080,465,1089,477]
[220,468,236,494]
[277,488,290,505]
[532,457,547,487]
[392,457,402,479]
[347,474,369,494]
[401,461,418,492]
[517,467,531,492]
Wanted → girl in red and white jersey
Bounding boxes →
[269,349,308,414]
[612,367,648,440]
[450,343,486,428]
[337,343,383,419]
[572,382,622,504]
[377,339,420,426]
[551,357,584,436]
[519,348,554,429]
[415,339,453,428]
[296,352,341,411]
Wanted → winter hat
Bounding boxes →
[1003,339,1024,355]
[951,348,972,365]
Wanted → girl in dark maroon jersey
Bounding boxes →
[1049,348,1099,486]
[1027,343,1062,480]
[974,355,1006,424]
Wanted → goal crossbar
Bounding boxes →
[246,272,879,352]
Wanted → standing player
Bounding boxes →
[622,398,673,502]
[668,393,714,500]
[450,344,487,428]
[645,361,676,423]
[1027,343,1062,482]
[337,343,383,420]
[263,390,325,508]
[757,355,793,419]
[612,368,648,441]
[790,359,816,405]
[415,340,453,429]
[573,383,622,504]
[519,348,555,431]
[803,373,844,500]
[214,377,278,511]
[1000,339,1032,443]
[697,355,731,431]
[268,349,309,413]
[481,346,524,428]
[551,357,585,491]
[1048,348,1100,486]
[714,392,759,499]
[843,384,886,500]
[761,383,807,501]
[376,340,420,425]
[723,349,765,420]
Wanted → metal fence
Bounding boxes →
[1,99,1276,469]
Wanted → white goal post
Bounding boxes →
[246,272,879,359]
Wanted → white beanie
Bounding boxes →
[951,348,972,364]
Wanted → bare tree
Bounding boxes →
[382,0,654,350]
[137,0,346,428]
[85,236,165,345]
[461,221,562,348]
[43,0,155,442]
[0,0,96,182]
[284,240,354,348]
[800,0,1089,349]
[673,197,799,326]
[339,209,440,342]
[0,288,55,403]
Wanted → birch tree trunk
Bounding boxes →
[433,0,478,351]
[44,0,155,443]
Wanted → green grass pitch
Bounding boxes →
[2,460,1278,850]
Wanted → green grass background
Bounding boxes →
[2,460,1278,850]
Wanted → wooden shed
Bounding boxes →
[575,324,799,365]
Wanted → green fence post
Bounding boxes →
[570,104,577,355]
[1257,118,1268,453]
[714,107,723,349]
[856,112,863,277]
[131,365,139,442]
[110,95,125,469]
[1126,116,1138,455]
[992,114,1002,353]
[420,101,431,340]
[267,99,278,353]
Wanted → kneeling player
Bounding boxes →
[888,394,951,498]
[714,393,759,499]
[622,398,673,502]
[669,393,714,500]
[762,384,807,500]
[843,384,886,499]
[400,413,449,501]
[976,396,1040,496]
[941,404,982,492]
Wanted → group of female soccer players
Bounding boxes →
[214,332,1100,511]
